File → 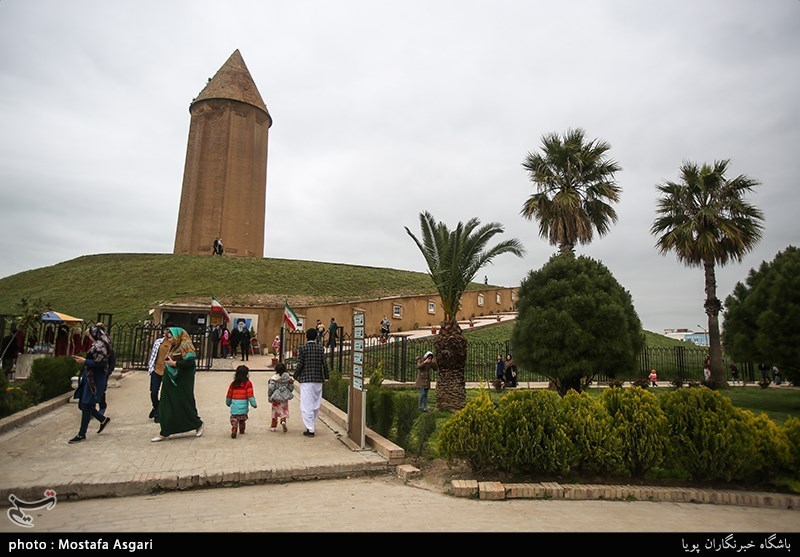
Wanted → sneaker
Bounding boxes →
[231,428,237,439]
[303,430,315,437]
[151,435,169,442]
[269,427,277,432]
[195,423,204,437]
[281,422,287,433]
[68,435,86,444]
[98,417,111,434]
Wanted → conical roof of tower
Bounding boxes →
[192,49,271,118]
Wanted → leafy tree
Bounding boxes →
[651,160,764,388]
[511,254,644,395]
[521,128,621,255]
[723,246,800,384]
[405,212,524,410]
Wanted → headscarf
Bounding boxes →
[88,325,112,364]
[164,327,196,386]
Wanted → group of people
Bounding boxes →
[225,326,329,438]
[71,323,332,444]
[211,238,224,256]
[209,321,252,361]
[495,354,518,388]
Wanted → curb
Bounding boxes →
[448,480,800,510]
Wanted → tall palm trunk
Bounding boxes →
[433,321,467,411]
[703,260,726,388]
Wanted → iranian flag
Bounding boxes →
[211,296,230,322]
[284,301,299,331]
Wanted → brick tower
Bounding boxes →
[173,50,272,258]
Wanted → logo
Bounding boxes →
[7,490,57,528]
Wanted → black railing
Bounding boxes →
[1,315,752,383]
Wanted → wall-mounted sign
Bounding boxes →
[354,339,364,351]
[354,327,364,339]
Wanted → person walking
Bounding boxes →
[147,330,168,422]
[95,323,115,417]
[271,335,281,358]
[327,318,338,354]
[380,316,390,341]
[226,365,257,438]
[730,363,740,386]
[151,327,204,442]
[268,362,294,432]
[293,328,329,437]
[415,350,437,412]
[316,320,326,344]
[68,325,112,444]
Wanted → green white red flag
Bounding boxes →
[284,301,299,331]
[211,296,230,322]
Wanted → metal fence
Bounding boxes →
[297,332,753,385]
[1,315,756,383]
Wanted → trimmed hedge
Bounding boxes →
[784,417,800,476]
[435,385,799,488]
[660,387,764,482]
[497,390,575,475]
[437,391,501,473]
[600,387,668,476]
[561,390,621,475]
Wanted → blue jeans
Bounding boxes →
[418,388,429,411]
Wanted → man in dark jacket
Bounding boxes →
[293,328,329,437]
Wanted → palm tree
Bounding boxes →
[651,160,764,388]
[521,128,621,255]
[405,212,525,410]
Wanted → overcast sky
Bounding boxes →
[1,0,798,334]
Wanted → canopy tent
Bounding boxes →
[40,311,83,324]
[40,311,84,356]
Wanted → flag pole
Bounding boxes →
[280,299,286,364]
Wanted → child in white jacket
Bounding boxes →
[268,362,294,432]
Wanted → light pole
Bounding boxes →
[697,325,709,347]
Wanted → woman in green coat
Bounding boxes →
[151,327,204,442]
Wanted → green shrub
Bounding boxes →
[393,392,419,448]
[783,417,800,476]
[659,387,760,482]
[497,389,574,475]
[28,356,79,403]
[411,411,438,457]
[437,391,501,473]
[601,386,667,476]
[322,371,348,412]
[0,376,32,418]
[750,412,792,478]
[366,385,394,438]
[561,390,621,475]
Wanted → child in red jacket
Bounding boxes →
[226,365,257,438]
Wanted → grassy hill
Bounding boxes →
[1,254,688,345]
[0,253,457,324]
